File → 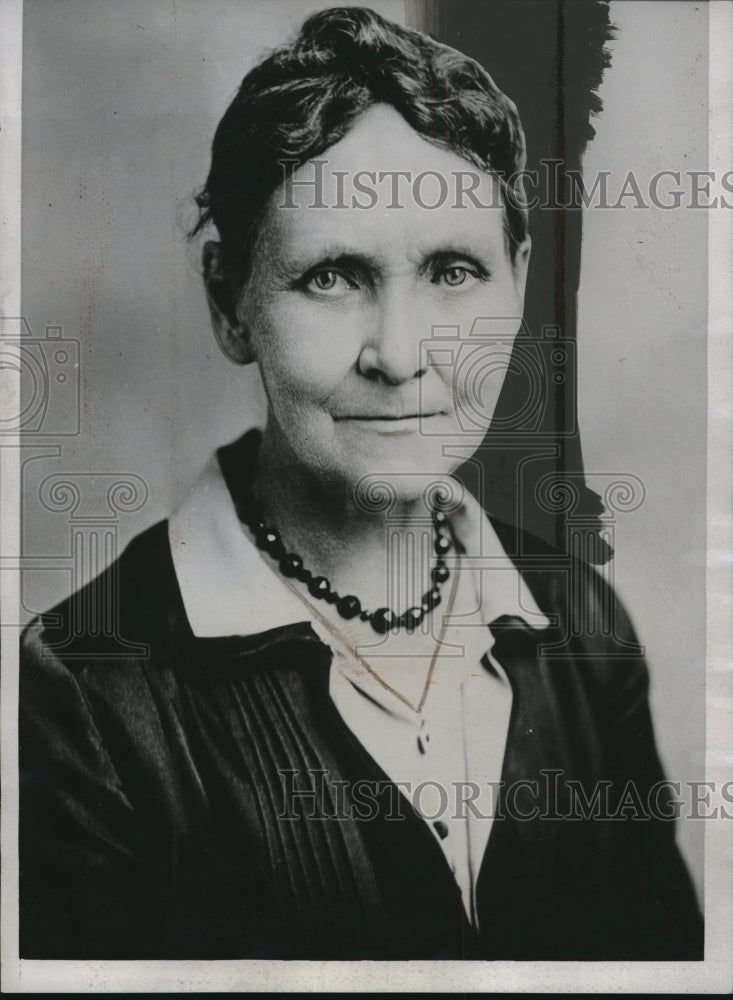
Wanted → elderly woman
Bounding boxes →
[20,6,702,960]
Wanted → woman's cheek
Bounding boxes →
[258,300,357,392]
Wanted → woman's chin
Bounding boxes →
[331,452,465,512]
[273,416,473,505]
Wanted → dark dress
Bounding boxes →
[19,432,703,959]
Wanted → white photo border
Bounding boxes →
[1,0,731,992]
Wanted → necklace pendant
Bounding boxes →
[417,718,431,755]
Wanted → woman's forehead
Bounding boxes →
[279,104,502,209]
[254,104,509,268]
[256,204,508,277]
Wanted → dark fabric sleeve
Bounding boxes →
[482,522,704,959]
[19,622,162,958]
[605,662,704,958]
[583,574,704,959]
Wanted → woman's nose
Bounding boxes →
[357,285,428,384]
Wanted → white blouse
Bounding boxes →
[169,447,551,926]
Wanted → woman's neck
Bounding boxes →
[250,427,447,614]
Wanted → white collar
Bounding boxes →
[168,439,551,639]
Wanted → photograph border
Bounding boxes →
[1,0,731,992]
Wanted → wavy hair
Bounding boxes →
[190,6,528,281]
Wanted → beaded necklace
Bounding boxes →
[235,495,456,635]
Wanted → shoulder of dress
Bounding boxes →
[21,516,327,686]
[21,519,186,672]
[485,513,648,692]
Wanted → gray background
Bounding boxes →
[21,0,707,897]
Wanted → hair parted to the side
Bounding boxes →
[190,6,528,281]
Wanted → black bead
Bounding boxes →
[308,575,331,599]
[336,594,361,620]
[371,607,395,634]
[280,553,303,577]
[255,526,273,548]
[256,527,284,559]
[434,533,451,556]
[401,606,424,631]
[242,507,456,633]
[421,587,442,612]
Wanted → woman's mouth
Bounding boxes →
[334,412,447,433]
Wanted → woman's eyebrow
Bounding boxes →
[266,246,374,283]
[307,250,381,271]
[415,240,500,266]
[277,238,501,279]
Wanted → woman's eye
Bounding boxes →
[432,263,483,288]
[305,269,356,293]
[442,266,468,286]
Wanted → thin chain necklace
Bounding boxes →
[279,547,462,716]
[235,494,457,635]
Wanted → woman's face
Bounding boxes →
[219,104,529,500]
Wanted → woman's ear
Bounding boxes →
[512,236,531,304]
[202,241,255,365]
